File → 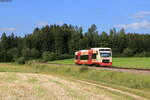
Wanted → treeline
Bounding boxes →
[0,24,150,63]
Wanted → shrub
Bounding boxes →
[56,54,73,60]
[16,57,26,64]
[137,52,150,57]
[42,51,57,61]
[112,52,124,57]
[123,48,133,57]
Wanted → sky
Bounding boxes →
[0,0,150,36]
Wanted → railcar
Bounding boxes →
[75,48,112,66]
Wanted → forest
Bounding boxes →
[0,24,150,63]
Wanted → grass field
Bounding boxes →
[0,63,150,99]
[49,57,150,69]
[0,72,136,100]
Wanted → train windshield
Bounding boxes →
[100,53,111,57]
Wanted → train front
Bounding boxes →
[98,48,112,66]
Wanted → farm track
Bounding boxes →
[44,63,150,74]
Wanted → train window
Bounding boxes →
[99,49,111,51]
[100,53,111,57]
[75,55,78,59]
[80,55,88,60]
[92,54,97,59]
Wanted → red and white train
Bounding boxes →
[75,48,112,66]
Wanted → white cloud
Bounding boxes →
[56,21,64,25]
[114,21,150,30]
[133,11,150,18]
[0,28,16,32]
[37,21,48,26]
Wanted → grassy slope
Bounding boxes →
[49,57,150,69]
[0,63,150,99]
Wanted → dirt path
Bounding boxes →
[0,72,148,100]
[73,80,149,100]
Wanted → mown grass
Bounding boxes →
[0,62,150,99]
[49,57,150,69]
[0,72,18,82]
[113,57,150,68]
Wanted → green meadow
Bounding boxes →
[49,57,150,69]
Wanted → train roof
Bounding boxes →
[75,50,87,52]
[75,48,111,53]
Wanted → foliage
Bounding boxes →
[56,54,73,60]
[42,51,57,61]
[137,52,150,57]
[30,48,40,59]
[7,48,19,62]
[15,57,26,64]
[123,48,133,57]
[0,24,150,62]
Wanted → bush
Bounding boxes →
[123,48,134,57]
[137,52,150,57]
[112,52,124,57]
[56,54,73,60]
[42,51,57,61]
[16,57,26,64]
[42,51,73,62]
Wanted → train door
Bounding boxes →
[88,50,93,64]
[77,51,81,64]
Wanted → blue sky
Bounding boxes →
[0,0,150,36]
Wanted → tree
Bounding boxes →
[7,48,19,61]
[117,28,127,53]
[68,27,83,54]
[99,31,109,47]
[30,48,40,59]
[21,48,31,60]
[0,24,150,62]
[1,33,9,50]
[42,51,57,61]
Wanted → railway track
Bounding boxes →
[92,65,150,74]
[41,63,150,74]
[103,66,150,71]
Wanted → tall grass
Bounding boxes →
[27,63,150,91]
